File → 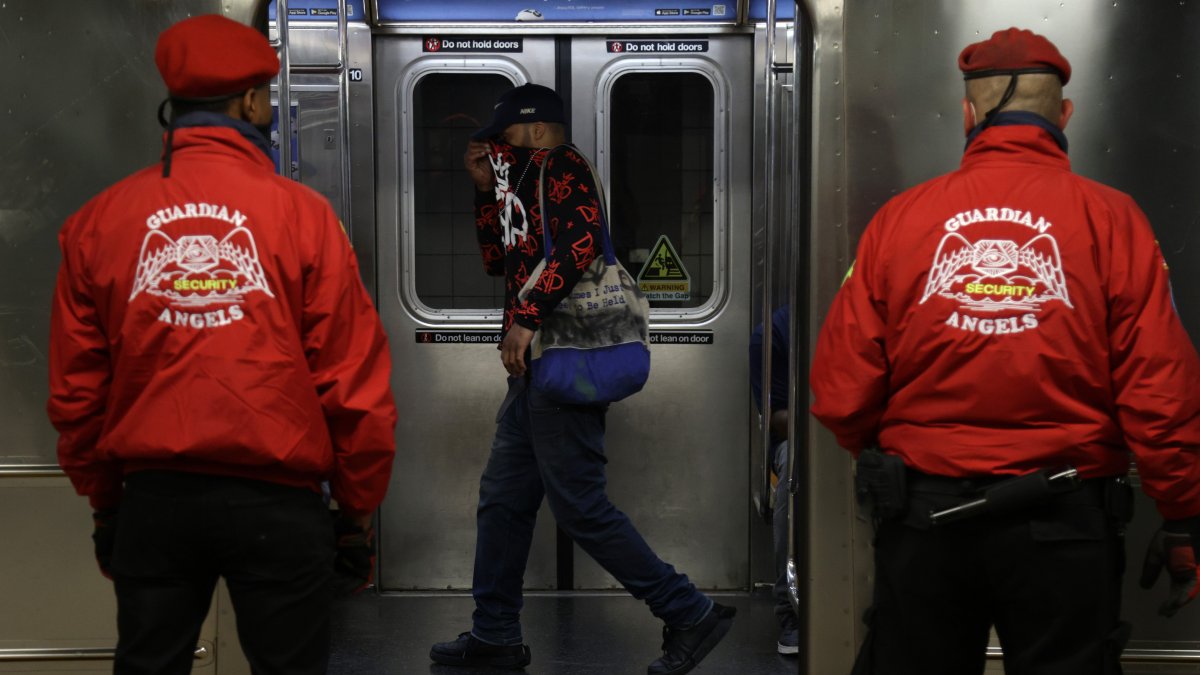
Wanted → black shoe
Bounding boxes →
[647,603,737,675]
[429,632,531,669]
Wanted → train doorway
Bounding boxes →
[374,26,756,592]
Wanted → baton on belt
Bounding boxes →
[928,467,1080,526]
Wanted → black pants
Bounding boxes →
[111,471,335,675]
[853,476,1128,675]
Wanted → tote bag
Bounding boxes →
[517,145,651,405]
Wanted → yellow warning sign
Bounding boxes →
[637,235,691,301]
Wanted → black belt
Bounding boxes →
[125,470,315,500]
[903,468,1128,528]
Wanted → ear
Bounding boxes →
[237,88,258,123]
[530,121,547,143]
[1058,98,1074,130]
[962,98,977,136]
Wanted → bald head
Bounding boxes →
[965,72,1065,124]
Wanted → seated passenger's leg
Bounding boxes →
[772,441,799,654]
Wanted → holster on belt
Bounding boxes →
[1103,474,1134,528]
[928,466,1080,526]
[854,447,908,522]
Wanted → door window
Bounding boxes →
[411,72,514,310]
[608,72,716,310]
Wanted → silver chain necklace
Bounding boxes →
[512,147,549,195]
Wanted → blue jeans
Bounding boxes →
[470,379,712,645]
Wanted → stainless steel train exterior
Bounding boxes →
[1,1,1198,673]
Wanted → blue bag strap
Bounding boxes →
[537,144,618,266]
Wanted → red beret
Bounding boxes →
[958,28,1071,85]
[155,15,279,100]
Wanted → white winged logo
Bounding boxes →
[919,233,1072,311]
[130,226,274,306]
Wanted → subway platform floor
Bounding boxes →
[328,590,798,675]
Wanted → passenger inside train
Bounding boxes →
[749,306,800,656]
[428,82,735,675]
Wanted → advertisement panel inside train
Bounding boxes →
[375,0,737,22]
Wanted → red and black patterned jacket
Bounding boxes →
[474,143,604,334]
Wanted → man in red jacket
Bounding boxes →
[811,28,1200,674]
[46,15,396,674]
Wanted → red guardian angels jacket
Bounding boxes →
[810,123,1200,519]
[47,125,397,515]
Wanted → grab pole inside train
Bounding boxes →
[276,0,292,178]
[791,0,814,654]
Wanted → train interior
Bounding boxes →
[3,0,1200,673]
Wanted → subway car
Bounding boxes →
[2,1,1198,673]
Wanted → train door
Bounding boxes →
[373,4,756,592]
[374,31,559,590]
[566,32,753,590]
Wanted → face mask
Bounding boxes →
[489,143,548,202]
[493,143,543,168]
[489,141,518,181]
[490,139,516,160]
